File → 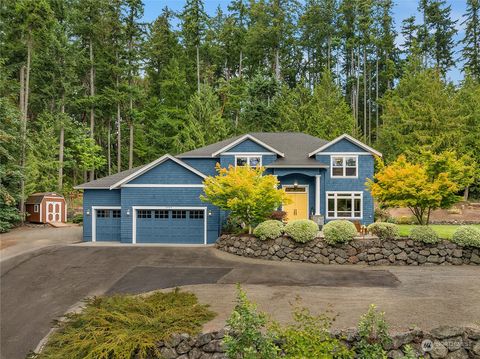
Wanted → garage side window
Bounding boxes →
[137,210,152,218]
[189,210,204,219]
[112,210,121,218]
[172,210,187,219]
[97,209,109,218]
[154,210,169,219]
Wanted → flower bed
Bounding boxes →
[216,234,480,266]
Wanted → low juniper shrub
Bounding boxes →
[367,222,399,240]
[409,226,440,244]
[323,220,357,245]
[253,220,284,241]
[284,219,319,243]
[452,226,480,248]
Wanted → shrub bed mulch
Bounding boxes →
[216,234,480,266]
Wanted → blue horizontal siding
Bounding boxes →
[83,189,121,241]
[121,187,220,244]
[129,159,204,184]
[182,158,219,177]
[317,138,367,153]
[228,139,271,152]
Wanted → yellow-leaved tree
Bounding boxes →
[367,153,475,225]
[201,164,290,233]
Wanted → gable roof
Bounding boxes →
[26,192,63,204]
[110,154,206,189]
[307,134,382,157]
[74,155,206,190]
[178,132,330,167]
[211,134,285,157]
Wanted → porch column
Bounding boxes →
[315,174,321,215]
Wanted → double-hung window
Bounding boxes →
[327,192,362,219]
[331,156,357,178]
[235,155,262,167]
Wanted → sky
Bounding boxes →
[141,0,468,83]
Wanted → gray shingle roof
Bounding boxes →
[74,166,143,189]
[178,132,330,167]
[75,132,331,189]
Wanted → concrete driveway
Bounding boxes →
[1,228,479,359]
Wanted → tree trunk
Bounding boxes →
[356,49,360,129]
[363,46,367,141]
[375,57,379,141]
[368,62,372,144]
[275,48,280,80]
[19,64,26,223]
[464,186,469,201]
[128,91,133,169]
[58,97,65,192]
[89,37,95,181]
[239,50,243,78]
[117,101,121,173]
[196,45,200,93]
[108,118,111,176]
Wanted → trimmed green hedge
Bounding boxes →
[323,220,357,245]
[452,226,480,248]
[367,222,399,240]
[284,220,319,243]
[410,226,440,244]
[253,220,284,241]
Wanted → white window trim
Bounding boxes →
[281,185,309,218]
[326,191,363,219]
[34,204,39,213]
[330,155,358,178]
[234,154,263,167]
[132,206,208,245]
[91,206,122,242]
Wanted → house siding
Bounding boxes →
[83,189,121,241]
[128,160,204,184]
[182,158,219,177]
[317,139,368,153]
[228,139,272,152]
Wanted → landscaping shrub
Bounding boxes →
[367,222,399,240]
[284,219,319,243]
[452,226,480,248]
[276,306,354,359]
[268,210,287,221]
[394,216,417,225]
[355,304,391,359]
[32,289,215,359]
[409,226,440,244]
[253,220,284,241]
[222,216,246,234]
[374,208,391,222]
[224,286,279,359]
[72,214,83,224]
[323,220,357,245]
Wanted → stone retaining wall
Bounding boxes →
[156,326,480,358]
[216,235,480,266]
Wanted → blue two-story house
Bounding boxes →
[75,132,381,245]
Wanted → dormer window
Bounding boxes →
[235,155,262,167]
[331,156,357,178]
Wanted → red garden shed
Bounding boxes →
[25,192,67,224]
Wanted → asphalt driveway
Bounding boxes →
[1,231,479,359]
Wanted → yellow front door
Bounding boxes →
[283,187,308,221]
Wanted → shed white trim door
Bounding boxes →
[46,201,62,223]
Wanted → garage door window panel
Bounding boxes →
[172,210,187,219]
[189,210,204,219]
[137,210,152,218]
[154,210,169,219]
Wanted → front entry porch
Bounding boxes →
[275,171,323,224]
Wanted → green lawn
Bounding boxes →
[398,224,480,239]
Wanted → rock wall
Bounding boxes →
[155,326,480,358]
[216,235,480,266]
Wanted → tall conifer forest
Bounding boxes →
[1,0,480,230]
